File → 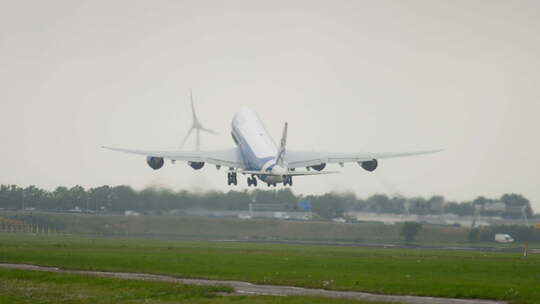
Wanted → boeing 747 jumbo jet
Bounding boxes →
[104,107,441,187]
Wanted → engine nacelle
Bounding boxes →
[359,159,378,172]
[188,161,205,170]
[310,163,326,171]
[146,156,164,170]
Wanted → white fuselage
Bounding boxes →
[231,107,282,183]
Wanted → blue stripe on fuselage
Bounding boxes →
[232,124,275,171]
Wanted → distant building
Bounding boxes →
[238,213,252,220]
[345,211,491,227]
[429,201,444,213]
[273,212,289,219]
[69,206,82,213]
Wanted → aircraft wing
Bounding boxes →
[103,146,246,169]
[284,149,442,168]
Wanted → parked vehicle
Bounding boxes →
[495,234,514,243]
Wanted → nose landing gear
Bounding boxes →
[227,172,237,186]
[247,176,258,187]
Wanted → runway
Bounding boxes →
[0,263,506,304]
[216,238,528,253]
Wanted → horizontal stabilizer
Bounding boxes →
[238,170,339,177]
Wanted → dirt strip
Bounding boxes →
[0,263,506,304]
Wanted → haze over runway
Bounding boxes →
[1,1,539,209]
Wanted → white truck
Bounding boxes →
[495,234,514,243]
[273,212,290,220]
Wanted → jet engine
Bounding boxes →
[188,161,205,170]
[146,156,164,170]
[359,159,378,172]
[310,163,326,171]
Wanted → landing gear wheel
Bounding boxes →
[283,176,293,186]
[247,176,257,187]
[227,172,237,186]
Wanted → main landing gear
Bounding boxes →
[227,172,237,186]
[247,175,258,187]
[283,176,293,186]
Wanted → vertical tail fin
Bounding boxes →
[276,122,288,167]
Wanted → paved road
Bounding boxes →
[0,263,506,304]
[219,239,526,253]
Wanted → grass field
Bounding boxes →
[0,268,395,304]
[0,234,539,303]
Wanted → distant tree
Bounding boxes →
[138,187,161,212]
[400,222,422,242]
[0,183,536,219]
[309,193,349,219]
[365,194,385,213]
[350,196,366,211]
[222,190,251,210]
[408,197,429,215]
[110,185,137,212]
[274,188,298,205]
[444,201,474,216]
[68,185,87,210]
[500,193,532,219]
[472,196,488,206]
[0,185,22,209]
[364,194,408,214]
[88,185,113,211]
[427,195,445,214]
[53,186,71,210]
[389,196,406,214]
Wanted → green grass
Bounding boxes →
[0,268,387,304]
[0,234,539,303]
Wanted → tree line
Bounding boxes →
[0,184,535,220]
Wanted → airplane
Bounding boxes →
[104,107,442,187]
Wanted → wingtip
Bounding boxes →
[422,149,444,155]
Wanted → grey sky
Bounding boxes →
[1,1,539,210]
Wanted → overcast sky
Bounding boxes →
[1,1,539,210]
